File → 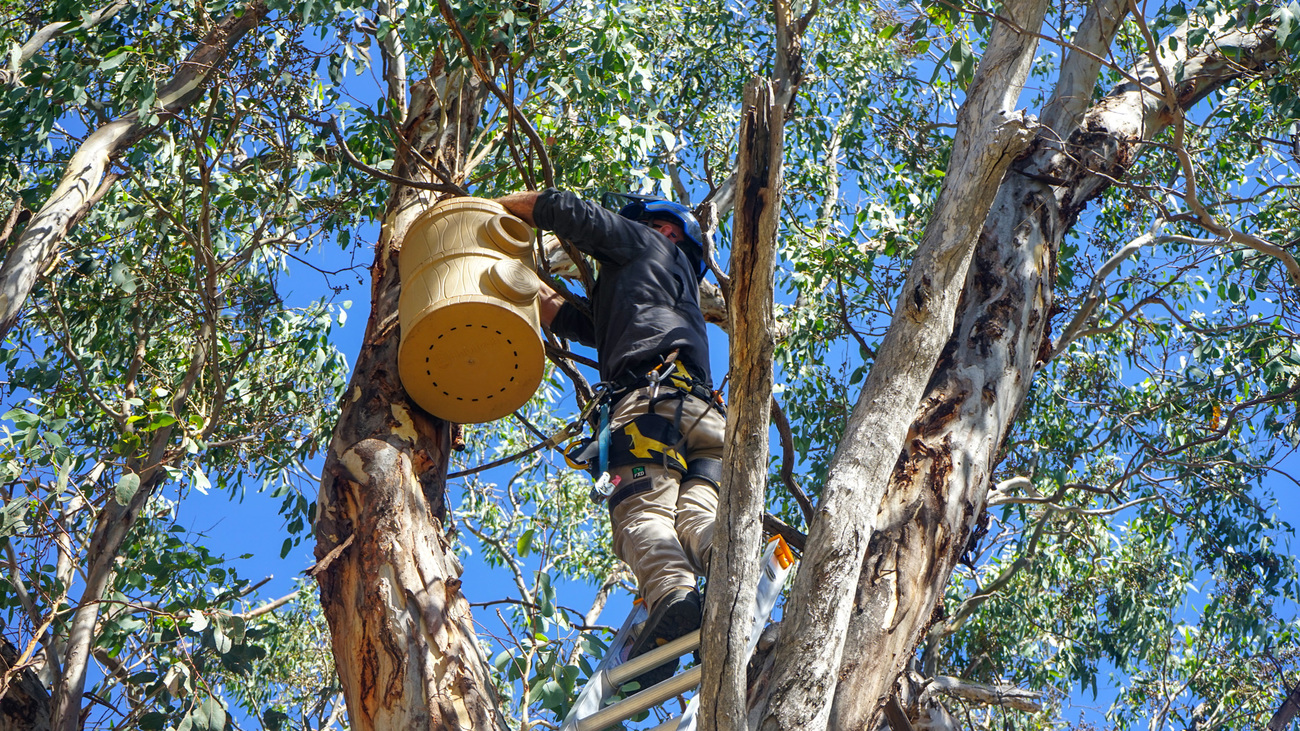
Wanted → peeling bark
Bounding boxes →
[824,14,1281,730]
[313,67,506,731]
[699,77,782,731]
[0,637,50,731]
[747,0,1046,726]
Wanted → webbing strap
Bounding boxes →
[597,401,611,475]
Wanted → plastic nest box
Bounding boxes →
[397,197,545,423]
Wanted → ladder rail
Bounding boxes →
[605,630,701,688]
[563,535,797,731]
[561,602,647,731]
[576,666,702,731]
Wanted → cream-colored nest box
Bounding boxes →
[398,197,544,423]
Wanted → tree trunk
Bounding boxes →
[699,76,782,731]
[53,322,216,731]
[0,1,266,341]
[747,0,1046,725]
[824,15,1281,730]
[0,637,50,731]
[313,67,506,731]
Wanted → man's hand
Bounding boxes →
[497,191,541,226]
[537,280,565,327]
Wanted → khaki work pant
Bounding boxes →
[606,386,727,610]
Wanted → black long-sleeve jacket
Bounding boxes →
[535,189,712,389]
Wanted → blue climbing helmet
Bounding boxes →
[608,193,711,279]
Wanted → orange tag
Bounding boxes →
[769,535,795,570]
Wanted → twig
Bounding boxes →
[770,397,815,524]
[0,199,27,248]
[543,342,598,370]
[447,440,548,479]
[512,411,549,442]
[306,533,353,577]
[239,590,300,620]
[834,273,873,357]
[1052,219,1164,356]
[1127,4,1300,288]
[466,597,609,631]
[762,512,806,553]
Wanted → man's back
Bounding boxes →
[535,189,712,387]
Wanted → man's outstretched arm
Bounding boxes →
[497,191,540,226]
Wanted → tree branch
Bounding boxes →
[434,0,555,189]
[924,676,1043,713]
[771,396,815,525]
[0,0,268,343]
[292,115,466,195]
[699,76,783,731]
[755,0,1047,721]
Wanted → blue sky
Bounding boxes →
[29,2,1299,726]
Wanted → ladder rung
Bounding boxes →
[577,666,701,731]
[606,630,701,687]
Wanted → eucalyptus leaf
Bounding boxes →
[114,473,140,505]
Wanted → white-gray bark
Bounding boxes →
[820,10,1281,730]
[747,1,1047,727]
[0,1,267,341]
[924,676,1042,713]
[1039,0,1128,136]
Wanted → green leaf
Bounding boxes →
[1276,4,1294,47]
[536,571,555,618]
[539,679,565,709]
[192,697,226,731]
[98,49,131,71]
[114,473,140,505]
[517,528,535,557]
[109,262,137,293]
[192,468,211,495]
[145,414,177,431]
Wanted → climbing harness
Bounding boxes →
[561,534,797,731]
[561,355,726,500]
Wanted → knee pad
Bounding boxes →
[685,458,722,491]
[610,414,686,473]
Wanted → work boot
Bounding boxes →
[624,587,701,690]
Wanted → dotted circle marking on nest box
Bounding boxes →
[408,302,538,420]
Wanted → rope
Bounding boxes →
[444,366,731,481]
[446,389,607,479]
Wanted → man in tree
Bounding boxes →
[498,189,724,687]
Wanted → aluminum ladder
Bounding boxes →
[561,535,796,731]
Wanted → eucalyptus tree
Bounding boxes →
[2,0,1299,729]
[0,1,360,729]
